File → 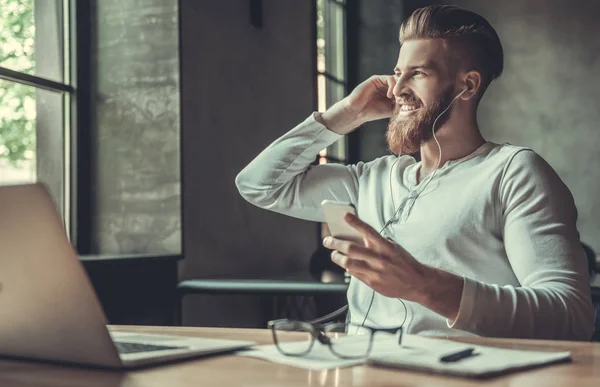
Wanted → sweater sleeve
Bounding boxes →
[448,149,595,340]
[235,113,370,222]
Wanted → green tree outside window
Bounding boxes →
[0,0,36,166]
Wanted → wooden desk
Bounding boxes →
[0,326,599,387]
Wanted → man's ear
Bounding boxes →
[460,70,482,100]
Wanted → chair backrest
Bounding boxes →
[581,242,600,342]
[581,242,597,280]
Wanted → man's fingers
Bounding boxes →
[372,75,394,97]
[323,237,387,270]
[344,213,394,251]
[330,251,373,275]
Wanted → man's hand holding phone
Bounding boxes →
[321,200,364,245]
[320,201,463,320]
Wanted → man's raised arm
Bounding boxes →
[235,75,397,221]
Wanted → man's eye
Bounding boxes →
[413,71,424,77]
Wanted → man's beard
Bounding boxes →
[386,86,455,155]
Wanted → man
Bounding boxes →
[236,5,594,340]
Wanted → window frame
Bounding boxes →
[314,0,357,247]
[316,0,350,165]
[2,1,184,261]
[0,0,76,239]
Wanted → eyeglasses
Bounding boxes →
[267,319,403,359]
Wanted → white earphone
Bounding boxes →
[428,85,468,177]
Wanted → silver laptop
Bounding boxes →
[0,183,254,369]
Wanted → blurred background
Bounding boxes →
[1,0,598,329]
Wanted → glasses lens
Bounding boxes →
[272,321,314,355]
[325,323,372,359]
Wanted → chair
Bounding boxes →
[581,242,597,280]
[582,242,600,342]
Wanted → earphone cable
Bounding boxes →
[359,88,466,330]
[314,88,467,331]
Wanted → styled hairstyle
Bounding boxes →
[399,5,503,92]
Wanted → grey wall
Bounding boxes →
[355,0,600,252]
[179,0,318,326]
[92,0,181,254]
[432,0,600,252]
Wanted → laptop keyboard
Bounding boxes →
[114,341,187,354]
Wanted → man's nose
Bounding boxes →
[392,76,410,98]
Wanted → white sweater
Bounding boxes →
[236,113,594,341]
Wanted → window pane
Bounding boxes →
[0,0,64,82]
[318,78,347,163]
[324,0,345,82]
[327,137,347,163]
[316,0,326,72]
[0,79,65,215]
[326,78,345,108]
[91,0,181,255]
[317,74,327,112]
[317,79,347,163]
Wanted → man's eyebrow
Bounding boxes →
[394,63,436,72]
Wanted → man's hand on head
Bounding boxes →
[319,75,396,135]
[322,213,463,321]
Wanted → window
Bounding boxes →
[316,0,349,248]
[0,1,181,256]
[316,0,348,165]
[0,0,73,230]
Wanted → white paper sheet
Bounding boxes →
[237,333,570,376]
[236,333,466,370]
[370,335,571,377]
[237,333,402,370]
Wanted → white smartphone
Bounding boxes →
[321,200,364,244]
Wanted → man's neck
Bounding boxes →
[417,118,485,182]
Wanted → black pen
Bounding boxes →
[439,347,476,363]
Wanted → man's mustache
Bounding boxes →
[395,95,421,105]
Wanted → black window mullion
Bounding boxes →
[317,71,346,86]
[316,0,350,165]
[71,0,92,254]
[0,66,72,93]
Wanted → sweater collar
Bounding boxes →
[405,141,497,188]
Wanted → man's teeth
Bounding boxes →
[401,104,419,111]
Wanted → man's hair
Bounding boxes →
[399,5,503,92]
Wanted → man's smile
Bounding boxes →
[398,103,421,116]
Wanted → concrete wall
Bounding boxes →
[179,0,318,326]
[92,0,181,254]
[355,0,600,252]
[431,0,600,252]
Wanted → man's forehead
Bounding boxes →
[396,39,448,70]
